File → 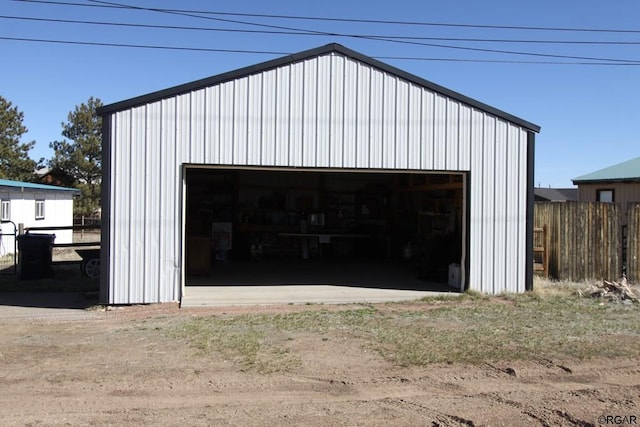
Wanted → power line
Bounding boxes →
[5,5,640,64]
[5,14,640,46]
[11,0,640,34]
[0,36,290,55]
[75,0,640,63]
[3,36,640,65]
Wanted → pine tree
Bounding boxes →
[0,96,41,181]
[49,97,103,216]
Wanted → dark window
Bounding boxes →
[596,189,614,203]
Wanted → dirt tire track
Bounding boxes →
[1,304,639,426]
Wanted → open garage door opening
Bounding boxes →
[184,167,466,293]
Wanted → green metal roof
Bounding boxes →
[0,178,80,193]
[572,156,640,183]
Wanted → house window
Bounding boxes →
[1,200,9,221]
[596,189,614,203]
[35,199,45,220]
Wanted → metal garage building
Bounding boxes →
[97,43,540,305]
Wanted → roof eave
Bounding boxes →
[572,178,640,185]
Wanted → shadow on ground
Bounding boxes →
[0,264,99,309]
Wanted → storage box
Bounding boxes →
[448,263,461,290]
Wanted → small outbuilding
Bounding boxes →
[0,179,79,257]
[573,156,640,205]
[97,43,540,305]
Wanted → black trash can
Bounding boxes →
[17,233,56,280]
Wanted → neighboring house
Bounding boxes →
[572,157,640,205]
[534,187,578,202]
[0,179,80,256]
[36,167,76,188]
[97,42,540,305]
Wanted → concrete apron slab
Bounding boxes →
[181,285,455,307]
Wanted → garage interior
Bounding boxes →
[185,167,465,292]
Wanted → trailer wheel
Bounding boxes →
[83,258,100,279]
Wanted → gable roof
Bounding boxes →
[534,187,578,201]
[97,43,540,133]
[572,156,640,184]
[0,178,80,193]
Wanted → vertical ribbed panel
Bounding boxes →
[302,58,317,167]
[433,94,447,170]
[316,55,330,167]
[445,100,460,171]
[262,70,275,166]
[458,105,471,170]
[144,102,161,302]
[395,80,408,169]
[233,77,248,165]
[382,75,396,168]
[343,58,357,168]
[493,120,507,294]
[481,115,496,293]
[466,112,529,295]
[407,84,421,170]
[105,51,533,303]
[421,90,434,169]
[219,82,233,164]
[330,55,344,168]
[369,68,383,168]
[288,62,304,165]
[356,64,370,168]
[273,67,288,166]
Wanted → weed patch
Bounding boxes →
[172,290,640,371]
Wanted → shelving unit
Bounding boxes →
[393,174,464,281]
[184,169,465,284]
[185,171,236,274]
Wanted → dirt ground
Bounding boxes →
[0,302,638,427]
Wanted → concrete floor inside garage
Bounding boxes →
[182,260,460,307]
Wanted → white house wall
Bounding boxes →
[105,51,531,304]
[0,191,75,256]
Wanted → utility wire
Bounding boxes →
[3,36,640,65]
[4,14,640,46]
[11,0,640,34]
[18,0,640,64]
[86,0,640,63]
[0,36,290,54]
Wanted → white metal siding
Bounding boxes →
[106,51,531,303]
[467,115,528,295]
[0,191,75,256]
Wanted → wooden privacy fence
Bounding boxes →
[534,202,640,283]
[627,203,640,283]
[534,202,625,282]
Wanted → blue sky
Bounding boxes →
[2,0,639,187]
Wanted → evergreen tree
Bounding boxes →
[0,95,42,181]
[49,97,103,216]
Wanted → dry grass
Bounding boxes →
[172,283,640,371]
